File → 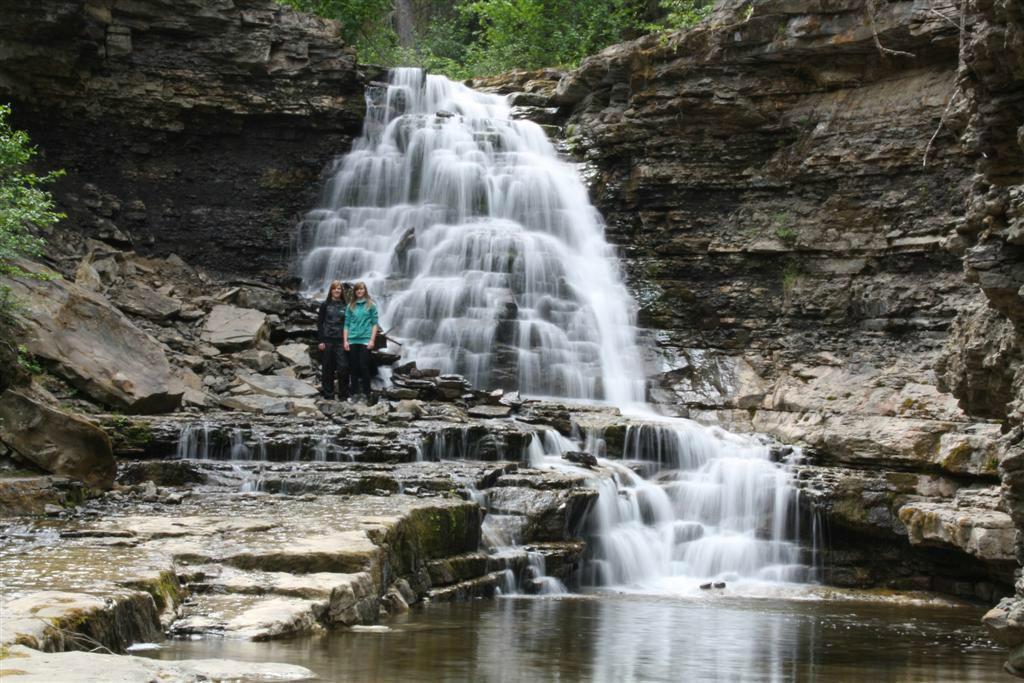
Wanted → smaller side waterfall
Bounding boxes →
[523,418,819,592]
[452,467,568,596]
[176,423,211,459]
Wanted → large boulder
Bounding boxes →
[5,264,182,413]
[201,305,269,350]
[0,388,115,489]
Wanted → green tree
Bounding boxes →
[278,0,401,66]
[660,0,715,28]
[460,0,647,74]
[275,0,719,77]
[0,103,61,390]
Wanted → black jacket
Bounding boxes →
[317,297,347,343]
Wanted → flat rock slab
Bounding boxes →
[238,373,319,398]
[0,644,313,682]
[221,394,319,415]
[1,590,162,652]
[1,480,490,648]
[171,593,324,640]
[0,537,177,600]
[113,282,181,321]
[201,566,366,600]
[213,530,380,574]
[95,515,276,539]
[276,342,312,367]
[200,305,268,350]
[468,404,513,418]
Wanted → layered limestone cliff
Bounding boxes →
[0,0,367,274]
[942,0,1024,674]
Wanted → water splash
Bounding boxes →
[295,67,644,403]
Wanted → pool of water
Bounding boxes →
[142,592,1006,682]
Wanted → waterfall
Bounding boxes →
[293,67,818,593]
[295,67,645,403]
[526,424,818,591]
[176,422,211,460]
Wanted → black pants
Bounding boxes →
[321,342,349,399]
[348,343,372,398]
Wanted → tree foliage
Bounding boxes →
[0,103,60,388]
[278,0,719,78]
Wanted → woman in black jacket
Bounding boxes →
[317,280,350,400]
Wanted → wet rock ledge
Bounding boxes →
[0,458,589,657]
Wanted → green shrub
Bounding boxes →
[0,104,61,390]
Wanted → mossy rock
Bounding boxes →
[391,502,483,576]
[102,416,156,455]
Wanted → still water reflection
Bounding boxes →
[146,593,1004,682]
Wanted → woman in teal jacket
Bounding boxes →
[343,281,379,402]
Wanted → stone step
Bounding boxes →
[427,552,490,586]
[425,571,505,602]
[186,566,380,627]
[170,593,326,640]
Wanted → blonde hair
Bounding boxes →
[348,281,375,310]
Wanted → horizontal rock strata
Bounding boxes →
[0,0,368,273]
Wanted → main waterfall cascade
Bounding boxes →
[286,68,818,592]
[294,68,644,403]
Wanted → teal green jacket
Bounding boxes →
[344,300,378,345]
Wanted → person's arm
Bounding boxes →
[317,301,327,351]
[343,312,350,351]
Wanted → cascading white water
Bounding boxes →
[526,423,817,592]
[177,423,212,460]
[295,68,644,403]
[292,67,817,594]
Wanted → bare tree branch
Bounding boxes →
[866,0,917,59]
[923,0,968,167]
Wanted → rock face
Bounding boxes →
[4,264,182,413]
[0,0,367,273]
[0,388,115,489]
[557,0,970,363]
[938,0,1024,672]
